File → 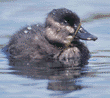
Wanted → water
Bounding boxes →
[0,0,110,98]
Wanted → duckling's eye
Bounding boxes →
[60,20,69,25]
[64,20,67,24]
[63,20,69,25]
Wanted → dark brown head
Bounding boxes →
[45,8,98,46]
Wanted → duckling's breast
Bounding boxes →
[58,47,81,65]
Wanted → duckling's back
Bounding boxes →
[7,24,58,60]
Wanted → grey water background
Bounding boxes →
[0,0,110,98]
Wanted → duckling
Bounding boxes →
[6,8,97,64]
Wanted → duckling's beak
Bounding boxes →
[76,26,98,41]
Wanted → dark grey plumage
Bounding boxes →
[4,8,97,65]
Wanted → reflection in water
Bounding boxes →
[7,54,89,92]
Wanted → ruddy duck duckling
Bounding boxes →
[6,8,97,64]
